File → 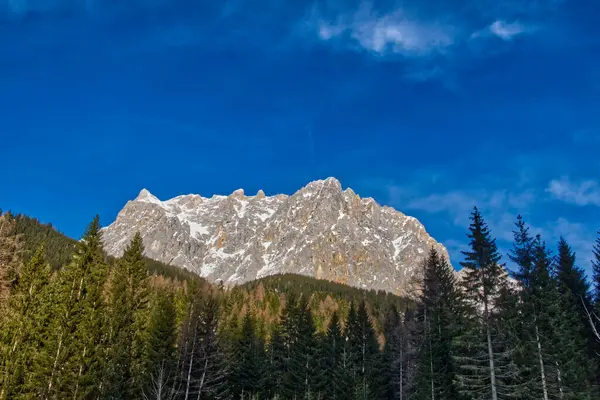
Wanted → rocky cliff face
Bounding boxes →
[102,178,449,295]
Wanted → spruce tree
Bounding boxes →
[143,289,178,399]
[0,212,21,311]
[347,300,383,399]
[189,295,228,399]
[412,248,461,400]
[553,238,596,396]
[286,296,319,399]
[41,216,108,399]
[103,232,150,399]
[508,216,546,399]
[320,311,345,400]
[264,324,286,399]
[230,312,264,399]
[454,207,515,400]
[0,245,51,399]
[382,305,408,400]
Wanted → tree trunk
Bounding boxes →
[425,307,435,400]
[184,321,198,400]
[47,331,64,398]
[196,357,208,400]
[484,300,498,400]
[534,319,549,400]
[556,362,564,399]
[73,345,88,400]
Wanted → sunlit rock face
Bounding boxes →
[102,178,449,296]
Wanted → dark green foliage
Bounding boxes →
[553,238,596,396]
[12,213,76,271]
[229,312,265,399]
[238,273,411,333]
[103,232,151,399]
[454,208,519,400]
[347,301,385,399]
[319,311,347,400]
[143,289,178,399]
[0,245,52,399]
[412,249,461,400]
[2,209,600,400]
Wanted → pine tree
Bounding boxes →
[187,295,228,400]
[0,211,22,313]
[347,300,383,399]
[143,289,178,399]
[382,305,408,400]
[412,248,461,400]
[230,312,264,399]
[319,311,346,400]
[0,245,51,399]
[454,207,516,400]
[553,238,596,396]
[264,323,286,399]
[286,296,319,399]
[508,217,548,399]
[103,232,150,399]
[40,216,108,399]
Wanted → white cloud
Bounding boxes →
[316,6,454,57]
[546,177,600,206]
[402,188,535,225]
[489,20,527,40]
[470,20,531,42]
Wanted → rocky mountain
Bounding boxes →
[102,178,449,295]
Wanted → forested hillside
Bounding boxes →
[1,209,600,399]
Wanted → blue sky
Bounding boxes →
[1,0,599,273]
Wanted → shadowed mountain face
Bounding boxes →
[102,177,449,295]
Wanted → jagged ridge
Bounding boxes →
[102,177,449,295]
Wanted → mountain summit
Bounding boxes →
[102,178,449,295]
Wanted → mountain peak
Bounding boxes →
[230,188,245,199]
[135,188,161,204]
[103,179,449,295]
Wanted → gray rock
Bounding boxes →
[102,177,450,296]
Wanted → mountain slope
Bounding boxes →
[102,177,449,295]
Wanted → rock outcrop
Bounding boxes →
[102,178,449,295]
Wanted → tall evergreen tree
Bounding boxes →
[103,232,150,399]
[264,324,286,399]
[382,305,411,400]
[454,207,515,400]
[40,216,108,399]
[188,295,228,400]
[0,245,51,399]
[347,300,384,399]
[319,311,346,400]
[553,238,596,395]
[508,217,549,399]
[286,296,319,400]
[412,248,460,400]
[230,312,264,399]
[143,289,178,399]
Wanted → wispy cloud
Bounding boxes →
[314,5,455,57]
[470,20,531,41]
[546,177,600,206]
[397,188,535,226]
[489,20,528,40]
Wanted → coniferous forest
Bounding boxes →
[1,208,600,399]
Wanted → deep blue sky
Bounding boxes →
[1,0,599,272]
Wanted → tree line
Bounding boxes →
[1,208,600,399]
